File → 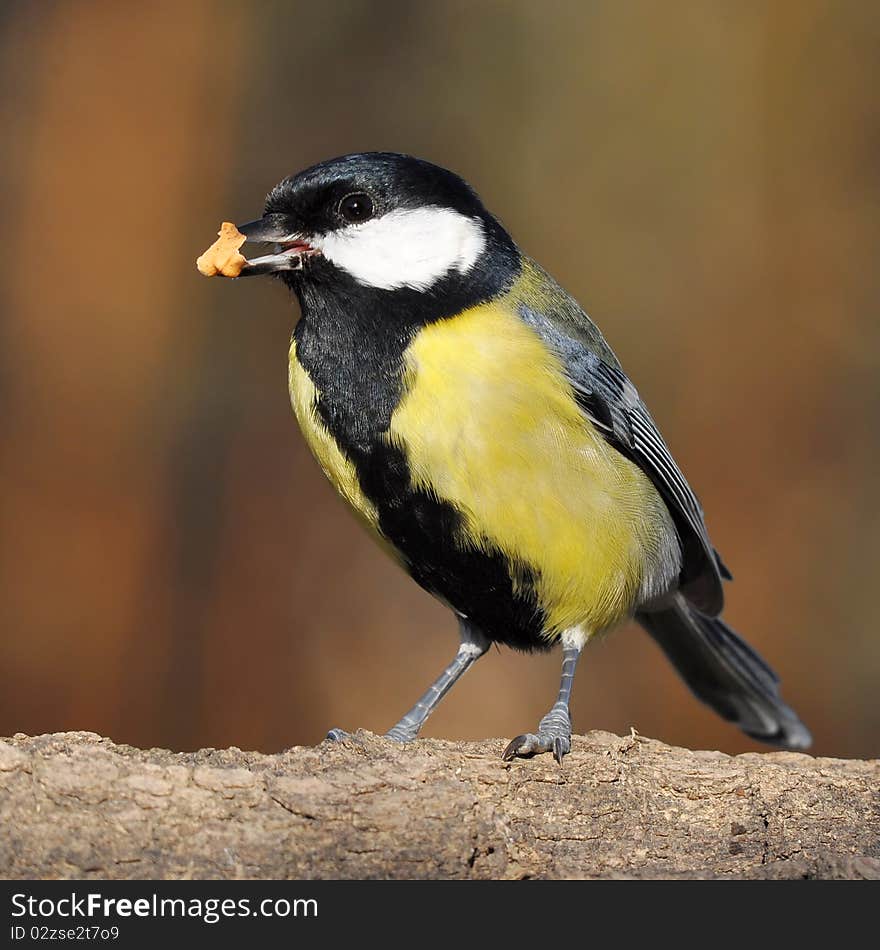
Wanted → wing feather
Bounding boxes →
[518,296,726,615]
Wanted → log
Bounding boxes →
[0,730,877,880]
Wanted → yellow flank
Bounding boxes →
[288,340,381,535]
[387,298,673,639]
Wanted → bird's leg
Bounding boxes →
[385,619,490,742]
[502,642,582,763]
[326,619,490,745]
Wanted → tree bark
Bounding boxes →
[0,730,876,880]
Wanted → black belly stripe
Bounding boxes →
[354,442,549,651]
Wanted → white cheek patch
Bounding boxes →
[313,206,486,291]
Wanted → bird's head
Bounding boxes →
[235,152,519,300]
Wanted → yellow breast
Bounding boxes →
[387,302,672,637]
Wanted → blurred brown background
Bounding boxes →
[1,1,877,759]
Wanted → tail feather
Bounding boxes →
[637,595,812,750]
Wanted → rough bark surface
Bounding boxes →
[0,730,877,880]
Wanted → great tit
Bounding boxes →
[226,151,810,760]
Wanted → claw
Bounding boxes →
[502,735,524,761]
[502,733,541,760]
[552,736,570,764]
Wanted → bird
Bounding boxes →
[222,151,811,761]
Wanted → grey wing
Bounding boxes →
[519,301,729,617]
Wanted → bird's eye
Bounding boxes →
[338,192,374,223]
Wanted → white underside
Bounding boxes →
[313,206,486,291]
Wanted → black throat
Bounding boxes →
[285,231,519,459]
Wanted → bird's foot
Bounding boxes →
[502,706,572,763]
[502,732,570,763]
[325,728,352,742]
[325,726,418,744]
[384,723,419,743]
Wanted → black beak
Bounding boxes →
[235,214,317,276]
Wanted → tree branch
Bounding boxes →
[1,730,877,879]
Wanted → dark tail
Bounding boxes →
[637,595,812,749]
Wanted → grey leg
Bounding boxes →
[326,619,490,744]
[502,643,582,763]
[385,620,490,742]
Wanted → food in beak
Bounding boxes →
[196,222,248,278]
